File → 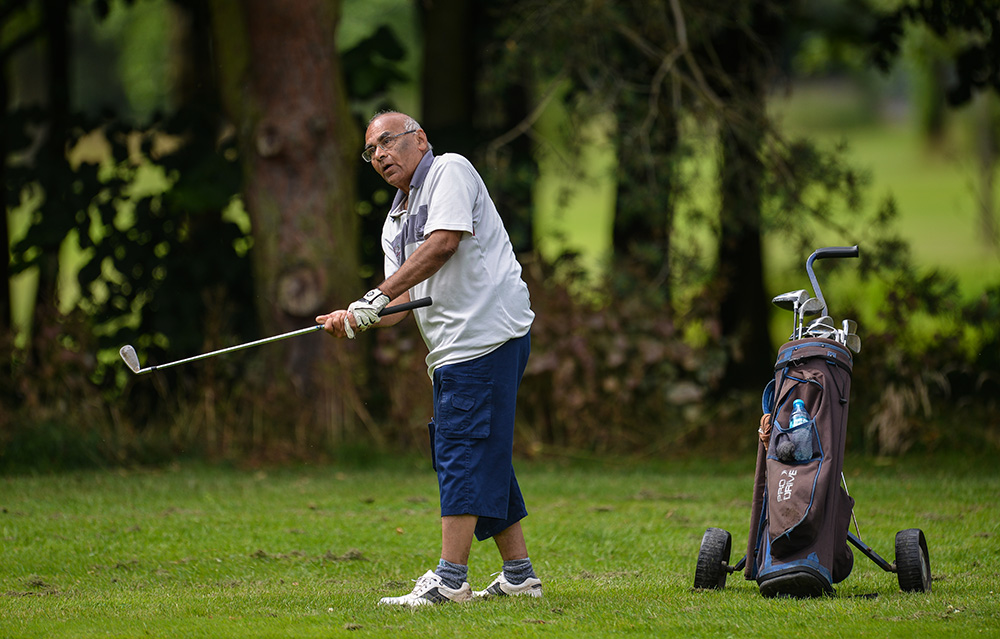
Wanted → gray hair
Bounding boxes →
[368,111,432,150]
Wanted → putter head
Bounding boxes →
[119,345,142,374]
[771,289,809,311]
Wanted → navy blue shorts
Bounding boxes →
[429,332,530,541]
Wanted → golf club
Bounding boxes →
[804,316,837,340]
[845,332,861,353]
[120,296,432,375]
[837,319,860,353]
[796,297,824,339]
[804,324,835,341]
[772,289,809,338]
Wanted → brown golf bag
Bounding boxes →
[745,337,856,596]
[694,246,932,598]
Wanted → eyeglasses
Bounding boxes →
[362,129,417,163]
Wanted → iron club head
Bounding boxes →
[801,298,824,317]
[797,298,825,338]
[841,319,860,352]
[811,315,833,327]
[119,345,143,374]
[846,333,862,353]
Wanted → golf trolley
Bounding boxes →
[693,246,932,598]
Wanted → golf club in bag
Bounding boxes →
[693,246,931,597]
[119,296,432,375]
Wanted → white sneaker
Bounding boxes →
[473,572,543,598]
[378,570,472,607]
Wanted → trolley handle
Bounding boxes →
[806,246,859,318]
[810,245,859,262]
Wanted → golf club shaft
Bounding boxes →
[143,296,431,373]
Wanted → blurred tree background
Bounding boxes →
[2,0,998,471]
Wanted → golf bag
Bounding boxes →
[695,246,932,597]
[745,336,856,597]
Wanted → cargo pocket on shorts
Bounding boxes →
[428,420,437,471]
[437,380,493,440]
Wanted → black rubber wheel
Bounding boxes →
[895,528,932,593]
[694,527,732,590]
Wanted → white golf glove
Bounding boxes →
[344,288,390,339]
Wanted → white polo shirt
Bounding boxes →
[381,151,534,377]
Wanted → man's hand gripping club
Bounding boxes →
[344,288,390,339]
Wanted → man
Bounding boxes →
[316,111,541,607]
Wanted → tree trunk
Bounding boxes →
[612,113,677,291]
[209,0,363,447]
[718,116,770,384]
[713,2,777,388]
[40,0,70,292]
[420,0,535,252]
[419,0,480,158]
[1,59,10,333]
[975,93,1000,249]
[25,0,72,358]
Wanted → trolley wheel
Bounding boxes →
[694,527,732,590]
[895,528,932,593]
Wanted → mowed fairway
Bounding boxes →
[1,456,998,638]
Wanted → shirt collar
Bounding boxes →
[389,150,435,218]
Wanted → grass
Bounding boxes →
[2,455,998,637]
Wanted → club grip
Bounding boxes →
[379,296,432,316]
[811,245,859,260]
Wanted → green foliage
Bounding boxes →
[870,0,1000,105]
[3,91,261,466]
[341,25,407,107]
[7,105,255,385]
[83,112,254,361]
[2,2,428,467]
[514,257,729,455]
[5,0,1000,469]
[848,246,1000,455]
[760,134,870,253]
[481,0,715,275]
[69,0,166,123]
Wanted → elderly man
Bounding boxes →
[316,111,541,606]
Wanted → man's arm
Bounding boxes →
[378,229,462,300]
[315,229,461,338]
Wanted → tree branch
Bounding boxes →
[486,71,566,167]
[669,0,723,111]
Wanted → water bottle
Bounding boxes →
[788,399,813,461]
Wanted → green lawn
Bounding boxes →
[2,456,997,637]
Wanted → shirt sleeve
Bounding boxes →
[422,158,478,236]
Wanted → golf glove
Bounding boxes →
[345,288,390,338]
